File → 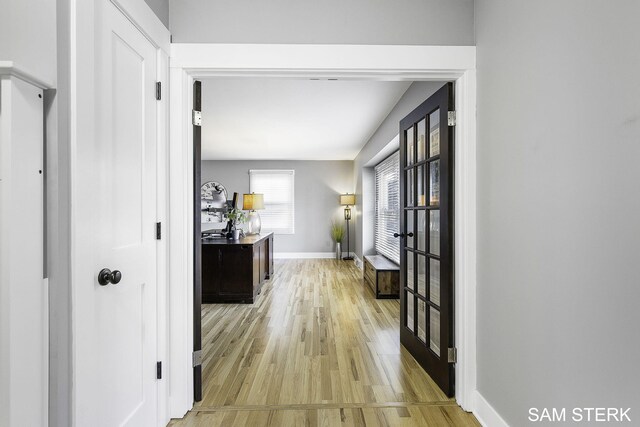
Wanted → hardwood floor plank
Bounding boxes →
[171,259,479,426]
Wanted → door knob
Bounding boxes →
[393,233,405,238]
[98,268,122,286]
[406,232,414,237]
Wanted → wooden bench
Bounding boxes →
[363,255,400,299]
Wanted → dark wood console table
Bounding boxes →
[201,232,274,303]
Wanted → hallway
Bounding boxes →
[171,259,479,426]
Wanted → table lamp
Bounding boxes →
[243,193,264,235]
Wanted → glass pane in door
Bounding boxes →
[417,210,425,252]
[406,211,414,248]
[429,259,440,306]
[406,127,415,166]
[429,210,440,256]
[430,307,440,355]
[429,108,440,158]
[406,169,414,207]
[406,251,414,289]
[417,165,426,206]
[429,160,440,206]
[417,255,426,296]
[417,118,426,162]
[406,292,415,332]
[418,300,427,342]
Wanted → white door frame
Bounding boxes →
[168,43,477,418]
[67,0,170,425]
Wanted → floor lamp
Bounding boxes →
[340,194,356,260]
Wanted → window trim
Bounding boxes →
[374,150,400,264]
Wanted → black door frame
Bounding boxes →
[193,80,203,402]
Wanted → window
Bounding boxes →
[249,170,295,234]
[375,152,400,263]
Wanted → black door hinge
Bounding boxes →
[156,222,162,240]
[156,81,162,101]
[156,361,162,379]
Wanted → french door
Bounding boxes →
[398,83,455,396]
[193,80,203,401]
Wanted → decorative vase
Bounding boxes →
[335,242,342,260]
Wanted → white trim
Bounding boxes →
[274,252,337,259]
[249,169,295,174]
[168,67,194,419]
[168,43,477,419]
[155,49,170,427]
[0,61,53,89]
[42,278,49,427]
[274,252,356,260]
[110,0,170,54]
[453,70,477,411]
[473,391,510,427]
[170,44,475,77]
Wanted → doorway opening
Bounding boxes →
[168,43,477,422]
[181,72,475,424]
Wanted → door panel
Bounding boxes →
[399,83,455,397]
[75,1,158,425]
[193,80,203,402]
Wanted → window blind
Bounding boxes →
[249,170,295,234]
[375,152,400,264]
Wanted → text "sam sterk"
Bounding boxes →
[528,408,631,422]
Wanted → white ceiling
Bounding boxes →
[200,78,411,160]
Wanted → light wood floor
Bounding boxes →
[170,259,479,426]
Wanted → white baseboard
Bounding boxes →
[473,391,509,427]
[274,252,335,259]
[353,254,363,270]
[274,252,357,260]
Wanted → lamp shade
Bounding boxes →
[243,193,264,210]
[339,193,356,206]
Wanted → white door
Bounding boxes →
[73,1,158,426]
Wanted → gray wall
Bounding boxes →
[169,0,474,45]
[0,0,57,85]
[202,160,355,254]
[144,0,169,28]
[353,82,444,261]
[475,1,640,425]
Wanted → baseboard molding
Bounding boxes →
[473,391,509,427]
[274,252,334,259]
[274,252,357,260]
[353,254,363,270]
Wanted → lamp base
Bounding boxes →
[342,256,354,261]
[246,210,261,235]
